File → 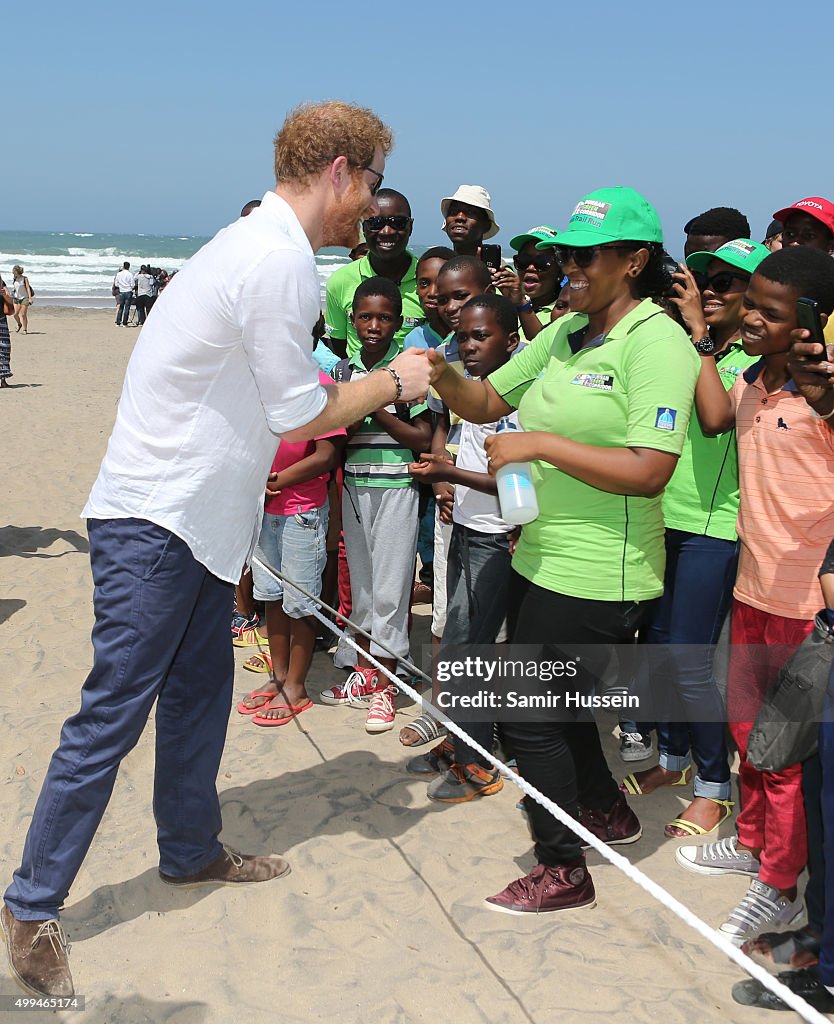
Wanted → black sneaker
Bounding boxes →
[406,738,454,778]
[427,763,504,803]
[732,969,834,1012]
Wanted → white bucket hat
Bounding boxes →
[440,184,500,239]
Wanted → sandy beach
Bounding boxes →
[1,307,775,1024]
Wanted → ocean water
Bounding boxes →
[0,230,352,308]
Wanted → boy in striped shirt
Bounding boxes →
[321,278,432,732]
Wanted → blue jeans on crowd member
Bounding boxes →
[115,291,133,325]
[629,529,738,800]
[819,670,834,988]
[251,505,329,617]
[4,518,235,921]
[442,524,511,769]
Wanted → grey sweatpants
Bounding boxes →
[343,483,419,661]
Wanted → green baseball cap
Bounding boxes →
[685,237,770,275]
[509,224,558,251]
[537,187,664,249]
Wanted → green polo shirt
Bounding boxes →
[520,304,555,343]
[341,341,428,488]
[325,253,425,358]
[662,341,759,541]
[488,300,701,600]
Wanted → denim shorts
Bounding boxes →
[251,503,329,618]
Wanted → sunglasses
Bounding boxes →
[552,244,638,268]
[362,215,412,232]
[358,164,384,196]
[701,270,750,294]
[513,253,558,272]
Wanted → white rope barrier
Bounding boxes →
[250,555,830,1024]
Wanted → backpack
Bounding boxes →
[747,611,834,771]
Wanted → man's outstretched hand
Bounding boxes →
[389,347,432,402]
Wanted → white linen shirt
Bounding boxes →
[84,191,328,582]
[114,269,135,291]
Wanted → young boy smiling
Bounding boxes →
[676,246,834,946]
[321,277,432,733]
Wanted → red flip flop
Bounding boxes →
[252,699,313,727]
[237,690,278,716]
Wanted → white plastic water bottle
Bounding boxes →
[494,419,539,526]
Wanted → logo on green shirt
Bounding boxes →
[570,373,614,392]
[655,408,677,431]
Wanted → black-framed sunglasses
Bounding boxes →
[701,270,750,294]
[358,164,384,196]
[362,215,412,232]
[513,253,558,272]
[552,244,638,268]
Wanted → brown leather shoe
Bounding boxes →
[578,793,642,848]
[410,582,433,607]
[158,847,291,888]
[485,859,596,915]
[1,905,74,997]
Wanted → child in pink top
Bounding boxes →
[238,372,346,725]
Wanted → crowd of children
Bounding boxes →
[233,184,834,1015]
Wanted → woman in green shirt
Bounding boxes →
[427,188,700,915]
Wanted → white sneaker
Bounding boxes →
[366,687,396,733]
[619,732,653,763]
[676,836,761,877]
[719,879,804,946]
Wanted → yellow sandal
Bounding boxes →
[664,798,734,839]
[621,766,691,796]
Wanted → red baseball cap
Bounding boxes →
[772,196,834,234]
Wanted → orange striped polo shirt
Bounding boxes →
[731,360,834,620]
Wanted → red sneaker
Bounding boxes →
[320,667,387,706]
[578,793,642,848]
[485,859,596,915]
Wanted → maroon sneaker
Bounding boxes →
[485,859,596,915]
[578,793,642,848]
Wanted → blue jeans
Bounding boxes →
[251,504,329,618]
[4,518,235,921]
[632,529,737,799]
[441,525,511,768]
[115,291,133,325]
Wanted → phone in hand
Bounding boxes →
[480,244,502,272]
[797,297,828,363]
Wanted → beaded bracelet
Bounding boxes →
[377,365,403,402]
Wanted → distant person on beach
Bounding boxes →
[134,265,154,325]
[0,274,12,387]
[11,265,34,334]
[1,99,432,1000]
[440,184,499,257]
[325,188,425,358]
[113,261,135,326]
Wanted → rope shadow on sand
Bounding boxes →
[0,525,89,558]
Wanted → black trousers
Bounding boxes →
[502,571,655,866]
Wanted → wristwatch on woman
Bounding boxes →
[693,335,716,355]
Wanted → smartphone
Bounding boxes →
[797,297,828,362]
[480,243,502,272]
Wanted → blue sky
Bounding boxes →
[12,0,834,256]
